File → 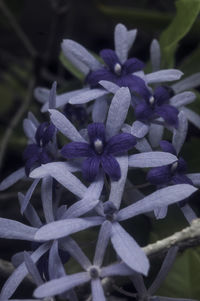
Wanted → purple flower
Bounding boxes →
[134,86,179,127]
[23,122,55,175]
[61,122,136,181]
[147,141,193,186]
[63,103,88,126]
[86,49,149,97]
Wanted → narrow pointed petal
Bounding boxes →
[150,39,161,71]
[170,91,196,107]
[172,111,188,155]
[117,184,197,221]
[62,39,101,71]
[148,123,164,148]
[48,241,66,280]
[114,23,128,63]
[49,109,85,142]
[148,246,178,295]
[101,154,121,181]
[108,156,128,209]
[34,217,103,241]
[135,138,152,153]
[106,87,131,138]
[111,222,149,275]
[172,72,200,93]
[101,262,134,277]
[0,168,25,191]
[34,272,90,298]
[92,97,108,123]
[49,81,57,109]
[94,221,112,266]
[180,107,200,129]
[30,162,87,198]
[91,278,106,301]
[61,237,91,269]
[146,70,183,84]
[69,89,108,105]
[180,203,197,224]
[0,243,49,300]
[0,218,37,241]
[130,273,147,295]
[24,251,43,285]
[129,151,177,168]
[131,121,149,138]
[23,119,37,141]
[187,173,200,186]
[99,80,119,94]
[41,176,54,223]
[20,178,40,214]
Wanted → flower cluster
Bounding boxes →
[0,23,200,301]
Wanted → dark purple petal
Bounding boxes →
[147,165,171,185]
[101,154,121,181]
[39,150,52,164]
[123,58,145,73]
[42,124,56,146]
[86,69,116,88]
[82,156,101,182]
[35,122,48,145]
[155,104,179,127]
[172,173,193,185]
[61,142,93,158]
[134,102,154,122]
[23,144,40,160]
[118,75,150,98]
[154,86,171,105]
[160,140,176,155]
[177,157,187,173]
[87,122,106,144]
[25,155,39,176]
[100,49,120,70]
[105,133,136,155]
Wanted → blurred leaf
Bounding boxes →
[156,247,200,299]
[160,0,200,68]
[182,137,200,172]
[179,44,200,76]
[60,52,85,81]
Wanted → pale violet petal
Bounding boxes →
[108,156,128,209]
[34,87,49,104]
[62,39,101,71]
[92,97,109,123]
[106,87,131,138]
[49,109,85,142]
[23,118,37,141]
[117,184,197,221]
[41,176,54,223]
[94,221,112,266]
[64,198,99,219]
[61,237,91,269]
[180,204,197,224]
[20,178,40,214]
[127,29,137,52]
[91,278,106,301]
[121,123,131,134]
[34,217,103,241]
[187,173,200,186]
[180,107,200,129]
[27,111,39,127]
[172,111,188,154]
[114,23,129,63]
[128,151,177,168]
[69,89,108,105]
[49,81,57,109]
[169,91,196,108]
[154,206,168,219]
[48,241,66,280]
[30,162,87,198]
[34,272,90,298]
[62,46,90,74]
[99,80,119,94]
[24,251,43,285]
[0,243,49,300]
[131,121,149,138]
[150,39,161,71]
[111,222,149,275]
[135,138,152,153]
[0,168,25,191]
[101,262,134,277]
[172,73,200,93]
[146,70,183,84]
[148,123,164,147]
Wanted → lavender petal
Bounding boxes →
[91,278,106,301]
[131,121,149,138]
[41,176,54,223]
[180,107,200,129]
[92,97,108,123]
[170,91,196,108]
[150,39,161,71]
[99,80,119,94]
[172,72,200,93]
[148,123,164,148]
[146,70,183,84]
[172,111,188,155]
[20,179,40,214]
[0,168,25,191]
[114,23,128,63]
[129,151,177,168]
[69,89,108,105]
[94,221,112,266]
[24,251,43,285]
[101,262,134,277]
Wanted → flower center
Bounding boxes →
[89,266,100,279]
[114,63,122,75]
[94,139,104,154]
[149,96,155,105]
[171,161,178,173]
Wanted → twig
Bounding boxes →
[0,0,37,58]
[0,79,35,172]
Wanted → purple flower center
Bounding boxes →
[89,266,100,279]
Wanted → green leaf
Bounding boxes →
[160,0,200,68]
[157,247,200,299]
[60,52,85,81]
[179,44,200,76]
